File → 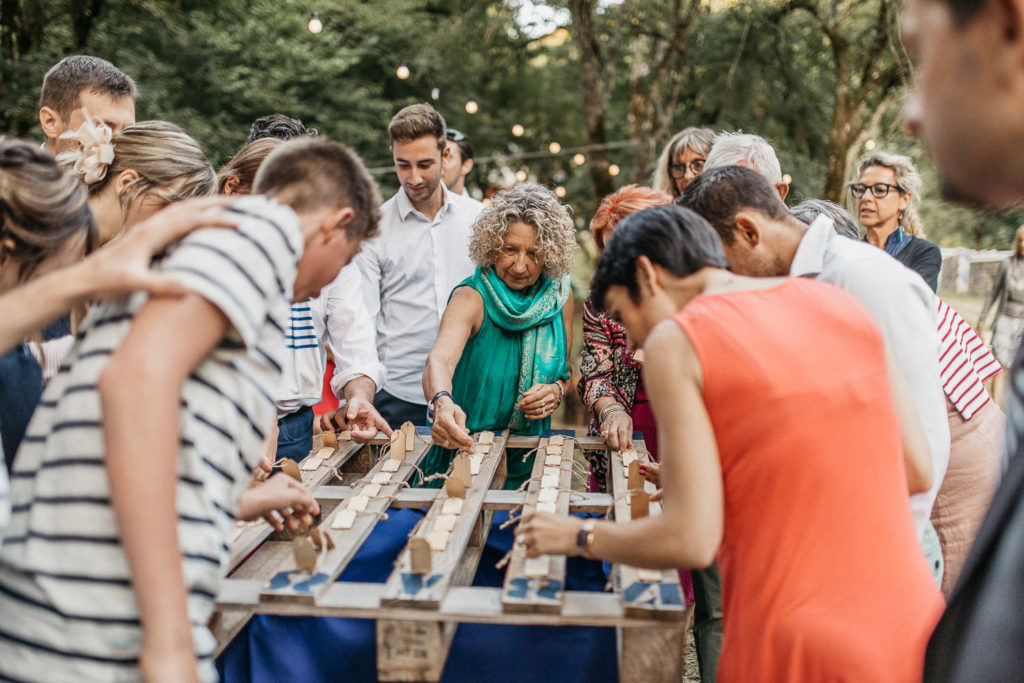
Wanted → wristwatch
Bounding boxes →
[427,390,453,422]
[575,519,597,557]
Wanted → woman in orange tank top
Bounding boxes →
[518,205,943,681]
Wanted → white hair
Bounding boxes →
[704,131,783,184]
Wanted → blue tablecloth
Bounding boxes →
[218,509,616,683]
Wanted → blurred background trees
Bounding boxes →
[3,0,1022,252]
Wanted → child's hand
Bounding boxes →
[237,473,320,531]
[639,462,660,487]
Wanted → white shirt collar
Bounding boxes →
[396,183,456,222]
[790,215,834,277]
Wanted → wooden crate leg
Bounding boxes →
[377,620,456,682]
[618,624,685,683]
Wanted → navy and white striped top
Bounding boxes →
[0,195,301,681]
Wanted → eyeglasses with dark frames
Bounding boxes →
[446,128,466,142]
[849,182,904,199]
[668,159,705,179]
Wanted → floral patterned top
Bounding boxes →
[577,300,642,489]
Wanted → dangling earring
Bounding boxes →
[897,210,904,229]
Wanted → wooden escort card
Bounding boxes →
[500,435,574,614]
[259,437,434,605]
[229,437,366,572]
[609,445,685,619]
[380,431,508,610]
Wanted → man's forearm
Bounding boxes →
[342,375,377,405]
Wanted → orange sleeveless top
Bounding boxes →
[673,277,943,682]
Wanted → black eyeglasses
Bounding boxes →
[446,128,466,142]
[668,159,705,179]
[850,182,904,199]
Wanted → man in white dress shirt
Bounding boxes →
[356,104,484,425]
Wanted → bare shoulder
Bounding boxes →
[643,318,702,386]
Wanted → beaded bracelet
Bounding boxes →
[599,402,626,425]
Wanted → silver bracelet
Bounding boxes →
[552,381,564,405]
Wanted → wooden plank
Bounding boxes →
[608,446,687,620]
[227,439,366,571]
[379,431,509,609]
[218,582,681,628]
[313,486,613,513]
[619,623,686,683]
[376,620,455,682]
[257,438,431,604]
[500,438,573,613]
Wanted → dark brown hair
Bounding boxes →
[253,138,382,239]
[388,103,446,151]
[39,56,137,121]
[678,165,792,246]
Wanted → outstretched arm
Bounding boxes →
[423,286,483,452]
[517,319,724,569]
[0,198,237,355]
[99,292,229,682]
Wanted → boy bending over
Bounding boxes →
[0,138,381,682]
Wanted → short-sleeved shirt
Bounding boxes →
[0,195,302,682]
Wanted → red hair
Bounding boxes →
[589,184,674,251]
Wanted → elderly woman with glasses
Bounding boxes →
[652,126,715,197]
[422,184,576,489]
[853,151,942,291]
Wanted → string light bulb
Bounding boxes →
[396,62,410,80]
[573,153,585,165]
[515,169,528,182]
[548,142,561,154]
[465,100,478,114]
[865,139,876,150]
[608,164,621,176]
[512,124,525,137]
[782,173,793,185]
[308,12,323,34]
[555,186,567,198]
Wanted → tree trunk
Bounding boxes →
[570,0,615,200]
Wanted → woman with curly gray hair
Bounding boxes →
[422,183,577,487]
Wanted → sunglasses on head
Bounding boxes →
[446,129,466,142]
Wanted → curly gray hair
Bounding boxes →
[469,183,577,278]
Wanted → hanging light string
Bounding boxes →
[365,139,639,176]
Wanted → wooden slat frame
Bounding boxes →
[500,437,574,613]
[608,447,686,620]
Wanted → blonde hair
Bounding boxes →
[68,121,215,234]
[0,137,97,286]
[857,151,926,237]
[217,138,282,194]
[469,183,577,278]
[651,127,715,196]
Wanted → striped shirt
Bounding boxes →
[276,300,323,417]
[937,298,1001,419]
[0,195,301,682]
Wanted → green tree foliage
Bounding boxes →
[1,0,1019,250]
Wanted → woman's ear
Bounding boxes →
[113,169,140,197]
[222,175,241,195]
[635,255,659,296]
[899,191,912,211]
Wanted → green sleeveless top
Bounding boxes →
[420,267,571,489]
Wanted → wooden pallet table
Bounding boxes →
[213,432,687,683]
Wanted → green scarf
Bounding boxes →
[475,267,570,430]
